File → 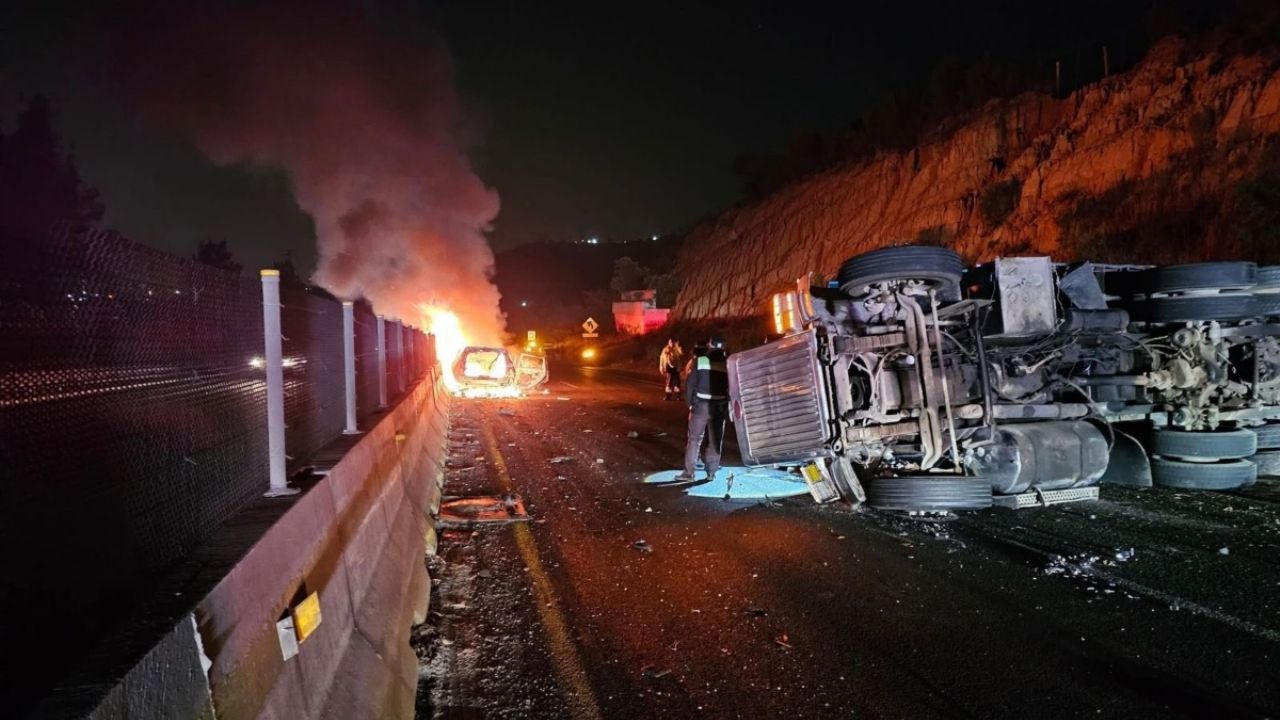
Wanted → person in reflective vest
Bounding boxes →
[676,336,729,481]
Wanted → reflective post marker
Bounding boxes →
[261,270,296,497]
[376,315,388,409]
[342,301,358,434]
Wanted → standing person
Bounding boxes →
[676,336,729,481]
[659,339,683,401]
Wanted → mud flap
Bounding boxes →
[515,352,548,390]
[1100,427,1153,488]
[830,456,866,503]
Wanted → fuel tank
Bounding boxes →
[972,420,1109,495]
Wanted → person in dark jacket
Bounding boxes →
[675,336,729,481]
[659,339,683,401]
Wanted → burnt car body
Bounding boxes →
[452,346,548,398]
[729,246,1280,510]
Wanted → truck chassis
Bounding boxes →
[728,246,1280,511]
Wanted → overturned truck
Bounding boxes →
[728,246,1280,511]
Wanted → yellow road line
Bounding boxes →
[481,421,603,720]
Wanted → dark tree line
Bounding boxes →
[0,95,104,239]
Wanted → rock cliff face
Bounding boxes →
[675,39,1280,319]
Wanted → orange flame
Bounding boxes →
[422,304,467,392]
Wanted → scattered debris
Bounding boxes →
[497,408,516,417]
[632,539,653,553]
[774,634,793,650]
[641,665,672,679]
[743,607,769,617]
[549,456,574,464]
[557,397,571,401]
[438,494,530,527]
[596,458,605,464]
[627,431,640,439]
[1219,547,1230,556]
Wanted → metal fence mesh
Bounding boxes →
[0,226,269,711]
[279,284,346,466]
[354,303,382,419]
[0,225,437,712]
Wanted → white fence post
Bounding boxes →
[394,320,406,394]
[260,269,296,497]
[342,301,358,434]
[376,314,388,409]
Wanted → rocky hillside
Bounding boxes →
[674,38,1280,319]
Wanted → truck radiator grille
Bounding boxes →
[728,330,832,465]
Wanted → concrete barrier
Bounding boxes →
[33,370,450,720]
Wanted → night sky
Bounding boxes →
[1,1,1201,273]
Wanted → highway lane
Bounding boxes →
[414,362,1280,719]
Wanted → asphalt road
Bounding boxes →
[414,362,1280,719]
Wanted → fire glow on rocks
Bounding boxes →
[118,1,506,349]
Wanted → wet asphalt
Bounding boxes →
[414,363,1280,719]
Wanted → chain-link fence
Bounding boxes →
[0,225,436,713]
[355,302,383,418]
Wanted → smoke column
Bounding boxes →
[116,1,504,341]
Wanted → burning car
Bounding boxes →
[451,345,547,398]
[730,246,1280,512]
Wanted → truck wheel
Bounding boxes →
[1253,423,1280,450]
[1152,428,1257,461]
[1251,451,1280,477]
[1134,295,1261,323]
[1147,262,1257,295]
[865,476,992,512]
[1255,294,1280,317]
[1151,457,1256,490]
[837,246,964,297]
[1253,265,1280,292]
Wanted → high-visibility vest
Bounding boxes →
[690,353,728,400]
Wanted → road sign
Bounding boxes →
[582,317,599,338]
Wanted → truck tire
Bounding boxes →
[1151,457,1256,490]
[1147,262,1257,295]
[838,246,964,297]
[1251,450,1280,477]
[1255,294,1280,317]
[1152,428,1257,461]
[1134,294,1261,323]
[865,476,992,512]
[1253,423,1280,450]
[1254,265,1280,292]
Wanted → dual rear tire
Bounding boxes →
[1150,428,1257,490]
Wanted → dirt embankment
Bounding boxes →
[675,38,1280,319]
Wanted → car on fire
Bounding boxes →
[729,245,1280,512]
[452,345,548,398]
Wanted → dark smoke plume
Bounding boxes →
[116,1,503,340]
